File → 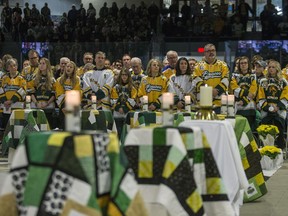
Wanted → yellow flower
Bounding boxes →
[259,146,281,159]
[256,124,279,139]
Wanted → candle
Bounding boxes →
[66,90,81,108]
[221,95,227,105]
[200,85,213,106]
[185,95,191,105]
[91,95,97,103]
[227,95,235,105]
[162,92,174,109]
[26,95,31,103]
[143,95,148,104]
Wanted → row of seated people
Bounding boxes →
[0,46,287,149]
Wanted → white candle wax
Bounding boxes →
[227,95,235,105]
[143,95,148,104]
[26,95,31,103]
[221,95,227,105]
[185,95,191,105]
[66,90,81,108]
[200,85,213,106]
[162,93,174,109]
[91,95,97,103]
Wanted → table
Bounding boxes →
[1,109,50,156]
[0,131,148,216]
[124,126,235,216]
[176,114,268,202]
[179,120,249,215]
[80,110,117,133]
[226,116,268,202]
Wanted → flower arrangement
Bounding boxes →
[259,146,281,159]
[256,124,279,139]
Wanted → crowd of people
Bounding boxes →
[1,0,288,42]
[0,43,288,148]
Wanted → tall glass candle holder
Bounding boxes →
[221,94,228,115]
[65,90,81,132]
[91,95,97,110]
[142,95,148,111]
[26,95,31,109]
[162,93,174,126]
[227,95,235,118]
[185,95,191,113]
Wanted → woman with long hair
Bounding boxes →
[110,68,137,137]
[230,56,258,130]
[31,58,56,128]
[258,60,288,149]
[168,57,194,110]
[55,61,81,129]
[138,59,169,111]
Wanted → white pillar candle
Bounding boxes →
[200,85,213,107]
[26,95,31,103]
[221,95,227,105]
[227,95,235,105]
[65,90,81,132]
[142,95,148,111]
[162,92,174,109]
[143,95,148,104]
[91,95,97,103]
[185,95,191,105]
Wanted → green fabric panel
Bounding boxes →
[81,111,97,130]
[139,145,153,161]
[142,112,156,125]
[96,111,108,131]
[114,189,130,212]
[79,157,96,191]
[193,149,204,164]
[153,127,166,145]
[167,145,185,166]
[23,166,52,206]
[234,115,247,145]
[108,152,125,196]
[87,192,101,210]
[26,133,51,163]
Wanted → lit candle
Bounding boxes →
[66,90,81,108]
[162,92,174,109]
[143,95,148,104]
[26,95,31,103]
[91,95,97,103]
[200,85,213,107]
[185,95,191,113]
[221,95,227,105]
[185,95,191,105]
[65,90,81,132]
[142,95,148,111]
[227,95,235,105]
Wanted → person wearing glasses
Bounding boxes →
[230,56,257,130]
[21,49,39,95]
[193,43,229,113]
[111,68,137,137]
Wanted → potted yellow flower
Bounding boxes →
[256,124,279,146]
[259,146,283,170]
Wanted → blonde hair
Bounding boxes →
[60,61,78,87]
[266,60,282,80]
[146,59,162,77]
[34,58,54,90]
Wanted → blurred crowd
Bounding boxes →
[1,0,288,42]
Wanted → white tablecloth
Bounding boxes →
[180,120,249,216]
